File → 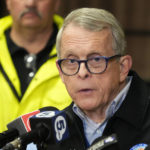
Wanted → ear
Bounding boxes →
[56,60,65,83]
[119,55,132,82]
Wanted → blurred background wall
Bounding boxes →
[0,0,150,83]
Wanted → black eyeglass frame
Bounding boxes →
[57,54,122,76]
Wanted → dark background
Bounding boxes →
[0,0,150,83]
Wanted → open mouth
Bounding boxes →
[80,89,91,91]
[79,89,93,93]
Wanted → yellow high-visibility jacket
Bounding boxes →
[0,15,72,132]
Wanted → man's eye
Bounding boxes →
[93,57,101,62]
[89,57,101,62]
[68,59,76,63]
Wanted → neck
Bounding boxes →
[10,24,53,54]
[84,106,107,124]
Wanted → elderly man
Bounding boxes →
[55,8,150,150]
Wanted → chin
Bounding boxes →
[78,102,96,111]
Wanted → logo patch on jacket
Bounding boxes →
[130,143,148,150]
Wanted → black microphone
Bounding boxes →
[0,106,58,148]
[0,110,40,148]
[2,123,49,150]
[2,109,69,149]
[30,109,70,144]
[87,134,118,150]
[0,128,19,149]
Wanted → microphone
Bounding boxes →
[30,110,70,143]
[0,106,58,148]
[2,109,69,149]
[0,110,40,148]
[0,128,19,149]
[2,124,49,150]
[87,134,118,150]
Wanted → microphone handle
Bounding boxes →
[2,138,21,150]
[2,145,14,150]
[2,123,50,150]
[0,129,19,148]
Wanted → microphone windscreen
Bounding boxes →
[29,110,70,144]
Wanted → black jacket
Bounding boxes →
[38,71,150,150]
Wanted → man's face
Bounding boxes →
[58,24,127,113]
[6,0,59,28]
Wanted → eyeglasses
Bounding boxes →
[57,54,122,76]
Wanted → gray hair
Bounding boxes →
[56,8,126,58]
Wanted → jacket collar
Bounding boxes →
[114,70,150,129]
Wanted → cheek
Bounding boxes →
[95,78,109,99]
[63,77,80,102]
[63,77,74,95]
[39,2,56,16]
[8,2,23,18]
[95,73,120,101]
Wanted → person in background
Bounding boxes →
[0,0,71,132]
[52,7,149,150]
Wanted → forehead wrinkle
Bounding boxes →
[61,31,105,53]
[61,24,114,57]
[62,23,102,46]
[62,25,112,46]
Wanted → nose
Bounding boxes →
[25,0,36,6]
[77,63,90,79]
